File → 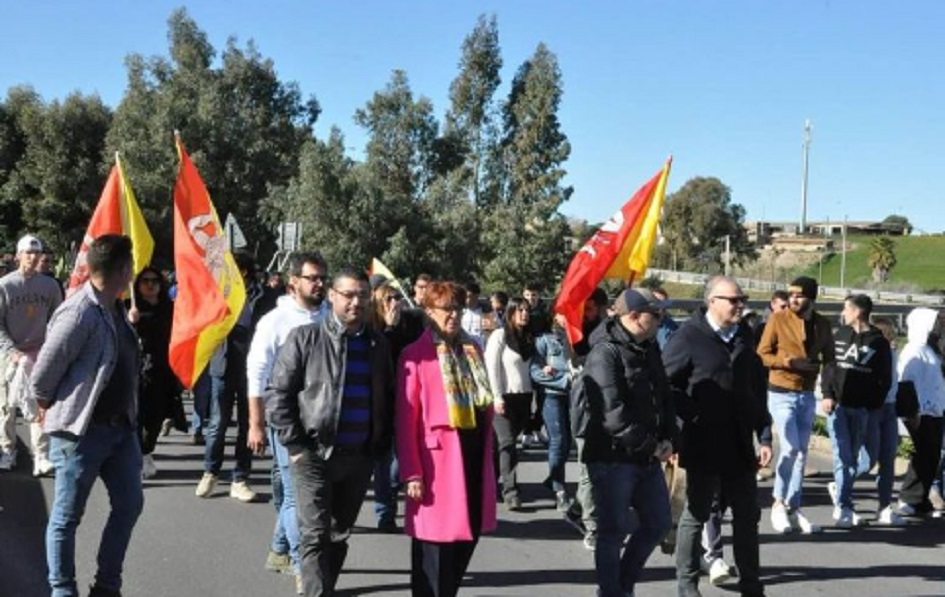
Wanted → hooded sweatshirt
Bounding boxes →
[246,294,328,399]
[898,308,945,418]
[821,324,892,409]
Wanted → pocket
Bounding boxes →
[424,431,442,450]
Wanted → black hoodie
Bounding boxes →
[821,324,892,410]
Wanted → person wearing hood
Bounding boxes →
[663,276,771,597]
[246,252,330,591]
[820,294,892,528]
[583,288,676,597]
[895,307,945,517]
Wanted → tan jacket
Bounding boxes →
[756,308,835,392]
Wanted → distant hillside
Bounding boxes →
[810,235,945,292]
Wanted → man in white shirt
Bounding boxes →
[246,252,330,590]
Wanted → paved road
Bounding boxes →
[1,421,943,597]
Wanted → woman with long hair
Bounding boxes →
[127,266,181,478]
[370,280,425,532]
[397,281,496,597]
[484,296,535,511]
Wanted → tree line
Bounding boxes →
[0,8,756,292]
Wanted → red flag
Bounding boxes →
[168,135,246,389]
[554,158,672,345]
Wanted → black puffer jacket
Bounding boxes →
[662,308,771,474]
[266,314,394,460]
[581,317,676,464]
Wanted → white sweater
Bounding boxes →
[246,295,328,398]
[484,328,533,405]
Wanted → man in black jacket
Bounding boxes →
[267,268,394,597]
[821,294,892,528]
[663,276,772,597]
[583,288,676,597]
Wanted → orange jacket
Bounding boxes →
[756,308,835,392]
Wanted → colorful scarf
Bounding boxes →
[433,329,494,429]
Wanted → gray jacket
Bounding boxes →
[31,282,139,437]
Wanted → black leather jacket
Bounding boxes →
[581,317,676,464]
[265,314,394,460]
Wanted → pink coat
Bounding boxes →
[396,330,497,542]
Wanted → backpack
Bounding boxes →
[570,341,619,439]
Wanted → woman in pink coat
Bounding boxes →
[397,281,497,597]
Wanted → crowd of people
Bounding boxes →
[1,232,944,597]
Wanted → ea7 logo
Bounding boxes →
[841,344,876,365]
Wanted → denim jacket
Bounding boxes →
[31,282,139,438]
[530,328,571,397]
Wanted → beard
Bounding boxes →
[301,291,325,308]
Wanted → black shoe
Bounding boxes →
[192,431,205,446]
[377,519,399,534]
[504,494,523,511]
[89,584,122,597]
[564,506,586,534]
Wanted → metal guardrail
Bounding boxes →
[648,268,945,306]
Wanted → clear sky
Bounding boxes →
[2,1,943,232]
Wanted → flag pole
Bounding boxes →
[116,151,137,311]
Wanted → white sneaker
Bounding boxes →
[877,506,906,526]
[195,472,218,498]
[0,451,16,471]
[141,454,158,479]
[932,510,944,519]
[229,480,257,503]
[708,557,733,586]
[32,456,54,477]
[896,501,917,517]
[833,507,855,528]
[770,503,792,534]
[789,509,822,534]
[827,481,838,507]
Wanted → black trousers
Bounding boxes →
[676,467,763,596]
[492,393,532,498]
[292,448,373,597]
[900,415,944,511]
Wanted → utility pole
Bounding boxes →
[800,119,812,235]
[724,235,731,276]
[840,215,848,288]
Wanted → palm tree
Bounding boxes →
[867,236,897,283]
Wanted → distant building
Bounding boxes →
[745,219,907,245]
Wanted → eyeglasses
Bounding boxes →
[333,288,370,301]
[384,295,400,303]
[713,295,748,305]
[298,274,328,284]
[431,305,462,314]
[140,277,161,285]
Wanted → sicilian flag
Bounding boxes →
[369,257,414,307]
[66,154,154,295]
[168,134,246,389]
[554,157,672,344]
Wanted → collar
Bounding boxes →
[705,311,738,343]
[330,312,365,338]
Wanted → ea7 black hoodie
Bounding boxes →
[821,324,892,410]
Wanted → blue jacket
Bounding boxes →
[530,329,571,396]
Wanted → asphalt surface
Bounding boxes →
[1,419,943,597]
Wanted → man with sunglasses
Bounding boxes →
[756,276,834,535]
[246,252,330,589]
[663,276,772,597]
[267,267,394,597]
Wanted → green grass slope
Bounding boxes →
[811,235,945,292]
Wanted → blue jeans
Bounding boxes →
[204,373,251,481]
[47,424,144,597]
[269,427,300,572]
[768,390,816,509]
[542,393,571,492]
[861,403,899,508]
[589,461,671,597]
[373,447,400,525]
[827,405,869,509]
[191,371,210,434]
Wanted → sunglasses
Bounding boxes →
[713,295,748,305]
